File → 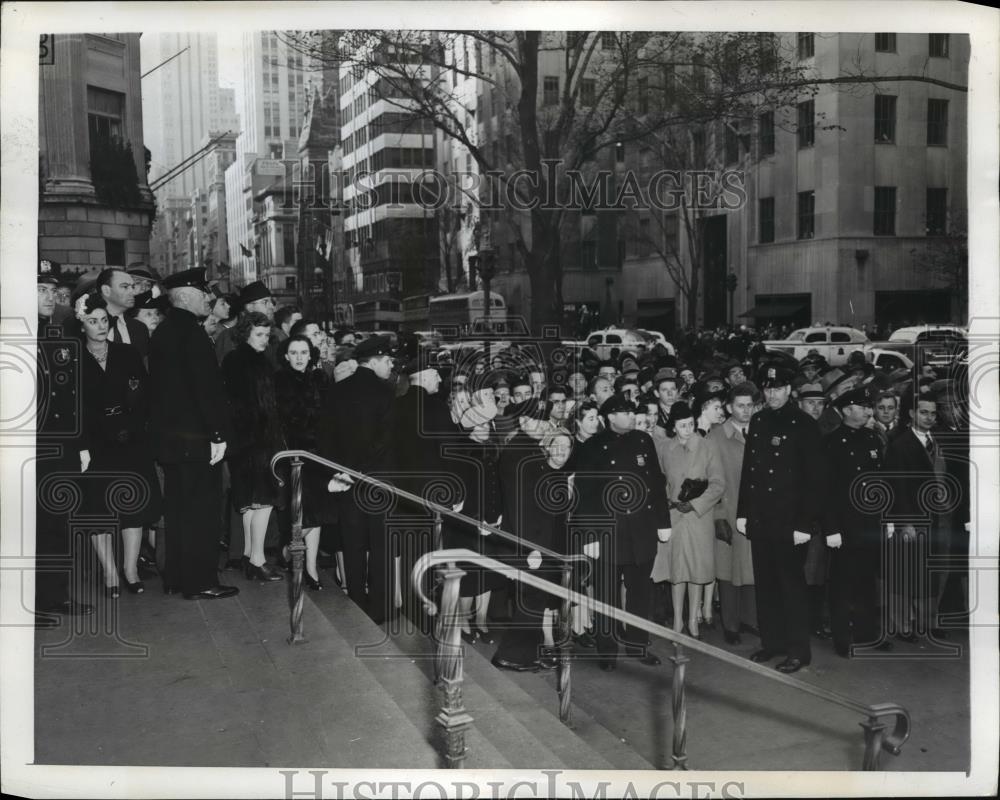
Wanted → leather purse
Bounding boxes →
[678,477,709,503]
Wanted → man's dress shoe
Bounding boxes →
[183,585,239,600]
[749,648,780,663]
[775,656,809,674]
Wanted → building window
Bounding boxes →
[615,141,625,163]
[581,240,597,270]
[875,33,896,52]
[601,32,617,50]
[797,191,815,239]
[692,128,705,164]
[797,33,814,59]
[637,77,648,114]
[103,237,126,266]
[873,186,896,236]
[87,86,125,155]
[926,188,948,236]
[543,76,559,106]
[662,64,676,101]
[927,99,949,146]
[929,34,950,58]
[759,197,775,243]
[724,123,739,165]
[758,110,775,156]
[663,212,679,254]
[580,78,595,106]
[797,100,815,148]
[874,94,897,143]
[285,276,297,291]
[638,217,651,257]
[282,223,296,263]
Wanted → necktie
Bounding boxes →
[107,315,118,342]
[925,436,935,457]
[109,315,130,344]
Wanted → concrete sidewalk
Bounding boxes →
[33,567,971,771]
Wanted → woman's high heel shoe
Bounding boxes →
[248,563,284,582]
[241,556,252,579]
[105,585,121,600]
[126,580,144,594]
[304,572,323,591]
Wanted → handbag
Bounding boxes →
[678,477,709,503]
[714,518,734,544]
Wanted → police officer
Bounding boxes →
[589,393,671,670]
[148,268,237,600]
[319,335,396,624]
[737,365,824,673]
[35,263,95,626]
[823,386,893,657]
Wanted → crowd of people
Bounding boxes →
[35,261,971,678]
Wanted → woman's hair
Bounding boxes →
[665,401,695,437]
[692,390,725,421]
[234,310,272,345]
[74,290,106,322]
[277,334,319,371]
[569,398,600,437]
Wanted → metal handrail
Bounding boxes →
[270,449,910,771]
[270,449,589,567]
[413,549,911,771]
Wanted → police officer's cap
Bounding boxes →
[161,267,209,291]
[834,386,872,410]
[600,393,636,417]
[759,365,794,388]
[239,280,272,304]
[354,335,394,361]
[38,259,61,285]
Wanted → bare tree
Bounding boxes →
[281,29,967,331]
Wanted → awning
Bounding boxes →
[739,301,805,318]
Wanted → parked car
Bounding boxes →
[866,348,915,372]
[764,326,868,367]
[584,328,649,361]
[869,325,968,370]
[635,329,677,357]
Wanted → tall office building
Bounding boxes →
[224,31,309,290]
[141,33,230,200]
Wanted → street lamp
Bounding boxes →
[468,245,496,368]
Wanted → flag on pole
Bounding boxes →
[239,243,253,258]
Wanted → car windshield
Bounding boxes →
[786,330,807,342]
[888,330,917,343]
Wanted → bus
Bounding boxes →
[428,290,507,338]
[352,299,401,332]
[401,293,431,331]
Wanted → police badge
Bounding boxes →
[636,454,646,466]
[128,377,140,391]
[870,450,878,459]
[770,436,782,447]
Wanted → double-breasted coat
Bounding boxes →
[654,433,725,584]
[707,419,754,586]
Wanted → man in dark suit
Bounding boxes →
[737,365,825,673]
[319,335,397,623]
[883,392,955,641]
[588,393,671,671]
[96,267,149,359]
[822,387,893,657]
[148,268,237,600]
[34,264,94,626]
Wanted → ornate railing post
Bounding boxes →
[860,715,888,770]
[668,640,689,770]
[432,509,443,551]
[557,564,573,724]
[287,456,306,644]
[434,562,472,768]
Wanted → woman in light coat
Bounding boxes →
[654,402,725,639]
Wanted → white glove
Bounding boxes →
[451,500,464,514]
[209,441,227,466]
[736,517,747,535]
[792,530,811,546]
[657,528,672,543]
[886,522,895,540]
[79,450,91,473]
[527,550,542,570]
[327,473,354,493]
[964,522,970,533]
[583,541,599,559]
[825,533,843,549]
